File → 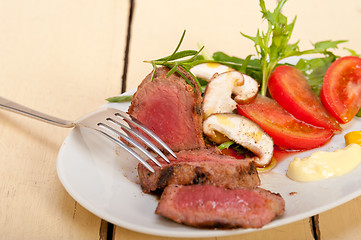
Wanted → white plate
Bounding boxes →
[57,96,361,238]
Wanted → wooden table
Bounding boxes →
[1,0,361,239]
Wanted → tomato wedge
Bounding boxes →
[320,56,361,124]
[268,65,341,132]
[237,95,334,150]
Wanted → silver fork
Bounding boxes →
[0,96,176,173]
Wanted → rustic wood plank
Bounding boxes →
[0,0,128,239]
[114,219,314,240]
[318,197,361,240]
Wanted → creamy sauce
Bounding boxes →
[287,144,361,182]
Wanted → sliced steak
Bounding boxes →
[128,66,205,152]
[156,184,285,229]
[138,148,260,193]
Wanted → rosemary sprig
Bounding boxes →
[145,30,211,92]
[144,30,260,93]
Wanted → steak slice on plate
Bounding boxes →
[128,66,205,152]
[138,148,260,193]
[156,184,285,229]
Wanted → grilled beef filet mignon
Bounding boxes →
[156,184,285,229]
[138,148,260,193]
[128,66,205,152]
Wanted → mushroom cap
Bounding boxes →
[192,62,259,106]
[190,63,234,81]
[202,71,244,119]
[233,74,259,103]
[203,113,274,167]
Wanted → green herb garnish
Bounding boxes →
[217,140,254,158]
[212,52,263,84]
[106,95,133,103]
[240,0,346,96]
[144,30,208,92]
[217,141,235,150]
[295,55,336,95]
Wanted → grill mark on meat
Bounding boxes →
[195,105,201,115]
[192,166,209,184]
[138,148,260,193]
[156,166,174,189]
[248,163,256,175]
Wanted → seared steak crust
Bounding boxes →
[128,66,205,152]
[156,184,285,229]
[138,148,260,193]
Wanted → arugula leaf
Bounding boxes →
[217,141,255,158]
[241,0,346,96]
[295,55,336,95]
[106,95,132,102]
[217,141,234,150]
[344,47,361,57]
[313,40,347,52]
[212,52,262,83]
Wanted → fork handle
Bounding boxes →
[0,96,74,128]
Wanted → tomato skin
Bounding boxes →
[320,56,361,124]
[268,65,341,132]
[220,148,246,159]
[237,95,334,150]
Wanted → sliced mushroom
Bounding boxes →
[202,71,244,119]
[233,74,259,103]
[203,113,274,167]
[192,62,259,112]
[190,63,234,81]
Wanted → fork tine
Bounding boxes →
[98,122,163,168]
[95,128,155,173]
[107,117,170,163]
[114,112,177,159]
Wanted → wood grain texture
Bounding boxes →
[0,0,127,239]
[114,219,314,240]
[1,0,361,239]
[318,197,361,240]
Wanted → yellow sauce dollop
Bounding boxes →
[287,144,361,182]
[344,131,361,146]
